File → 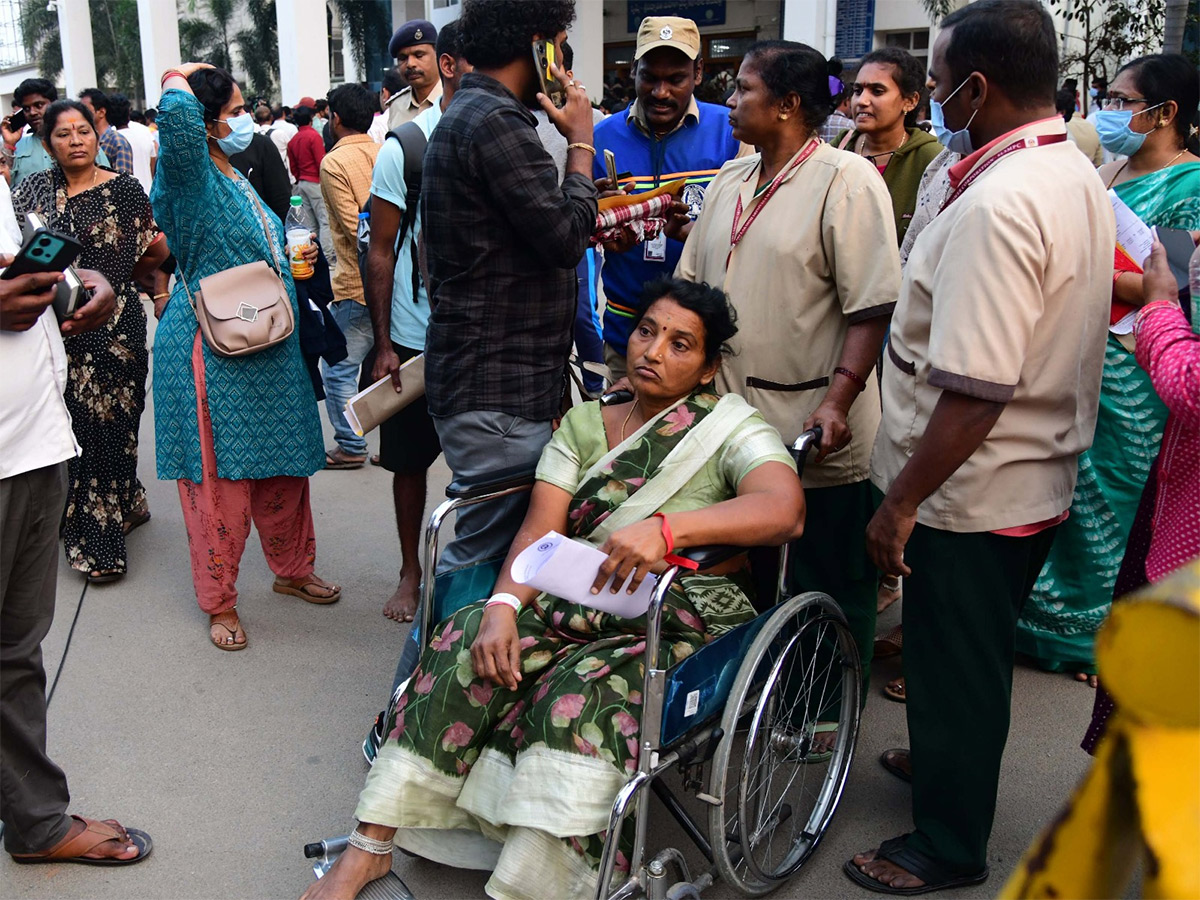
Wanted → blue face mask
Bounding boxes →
[1091,104,1163,157]
[213,112,254,155]
[929,76,978,155]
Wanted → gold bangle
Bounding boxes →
[152,292,170,300]
[567,142,596,155]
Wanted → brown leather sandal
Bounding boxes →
[11,815,152,866]
[273,574,341,604]
[210,611,248,651]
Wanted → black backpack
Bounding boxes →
[357,122,427,304]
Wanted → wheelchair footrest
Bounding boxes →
[354,872,416,900]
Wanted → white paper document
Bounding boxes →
[1109,189,1154,269]
[512,530,659,617]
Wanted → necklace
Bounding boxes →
[859,129,908,162]
[620,402,640,440]
[1105,147,1189,189]
[66,165,98,198]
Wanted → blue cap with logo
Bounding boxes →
[389,19,438,58]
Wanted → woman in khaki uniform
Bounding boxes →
[677,39,901,711]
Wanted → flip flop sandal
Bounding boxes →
[842,834,988,895]
[274,576,341,605]
[210,616,248,651]
[12,815,153,866]
[884,676,906,703]
[123,508,151,535]
[325,449,367,470]
[370,453,382,466]
[87,570,124,585]
[801,721,838,764]
[879,748,912,784]
[874,624,903,659]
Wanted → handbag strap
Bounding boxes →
[178,178,287,313]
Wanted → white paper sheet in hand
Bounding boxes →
[512,531,659,617]
[1109,189,1154,268]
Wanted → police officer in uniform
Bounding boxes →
[386,20,443,131]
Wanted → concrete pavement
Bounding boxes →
[3,311,1100,899]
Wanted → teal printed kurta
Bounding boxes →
[151,89,324,482]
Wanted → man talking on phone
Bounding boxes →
[421,0,597,572]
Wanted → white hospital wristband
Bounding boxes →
[486,592,522,613]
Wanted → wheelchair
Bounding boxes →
[310,428,862,899]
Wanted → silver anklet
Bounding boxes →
[348,829,394,856]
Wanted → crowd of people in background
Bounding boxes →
[0,0,1197,894]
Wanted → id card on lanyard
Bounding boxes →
[643,231,667,262]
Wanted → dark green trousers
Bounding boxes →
[787,480,879,697]
[902,523,1057,874]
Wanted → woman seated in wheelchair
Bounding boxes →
[304,278,805,900]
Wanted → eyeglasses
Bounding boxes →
[1101,96,1160,112]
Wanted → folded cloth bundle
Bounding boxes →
[591,192,677,246]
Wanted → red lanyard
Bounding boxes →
[940,133,1067,212]
[727,139,821,267]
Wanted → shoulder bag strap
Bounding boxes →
[240,180,285,275]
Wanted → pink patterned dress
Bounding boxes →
[1134,300,1200,580]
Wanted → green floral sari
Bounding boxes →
[354,391,781,900]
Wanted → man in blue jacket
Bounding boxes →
[592,16,747,380]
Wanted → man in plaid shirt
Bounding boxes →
[422,0,598,571]
[78,89,133,176]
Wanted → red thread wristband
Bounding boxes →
[834,366,867,391]
[653,513,699,571]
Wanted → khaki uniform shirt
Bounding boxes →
[870,117,1114,532]
[678,140,901,488]
[1065,115,1104,168]
[318,134,380,303]
[386,81,443,131]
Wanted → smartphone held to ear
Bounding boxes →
[532,40,568,109]
[4,212,91,321]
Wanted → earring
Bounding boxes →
[779,113,789,120]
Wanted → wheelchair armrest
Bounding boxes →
[673,544,744,570]
[445,464,537,500]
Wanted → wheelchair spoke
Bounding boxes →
[709,595,862,895]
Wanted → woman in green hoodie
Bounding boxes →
[834,47,942,247]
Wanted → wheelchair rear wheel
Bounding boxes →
[707,592,862,895]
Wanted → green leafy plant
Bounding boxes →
[180,0,235,73]
[329,0,391,76]
[20,0,144,101]
[235,0,279,97]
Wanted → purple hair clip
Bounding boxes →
[829,75,845,97]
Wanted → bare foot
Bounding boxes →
[383,572,419,623]
[1074,671,1099,688]
[299,845,393,900]
[876,575,902,613]
[210,610,247,650]
[851,847,927,891]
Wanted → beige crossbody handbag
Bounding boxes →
[182,186,294,358]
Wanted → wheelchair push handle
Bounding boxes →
[791,426,823,475]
